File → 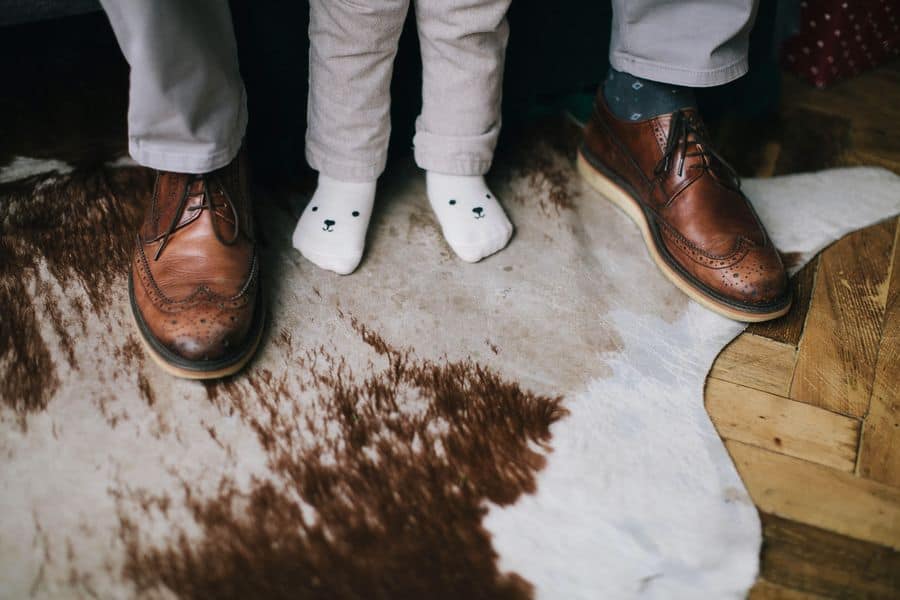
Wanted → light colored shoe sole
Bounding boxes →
[576,151,791,323]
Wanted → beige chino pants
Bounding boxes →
[305,0,511,181]
[610,0,759,87]
[99,0,756,174]
[99,0,247,173]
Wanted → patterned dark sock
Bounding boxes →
[602,68,697,121]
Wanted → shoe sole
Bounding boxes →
[128,276,266,380]
[576,150,791,323]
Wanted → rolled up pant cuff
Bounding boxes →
[412,126,497,176]
[610,52,749,88]
[413,151,493,176]
[305,140,386,183]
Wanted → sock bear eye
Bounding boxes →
[486,194,491,198]
[449,199,456,205]
[352,211,360,217]
[311,206,318,212]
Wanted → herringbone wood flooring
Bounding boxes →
[707,62,900,599]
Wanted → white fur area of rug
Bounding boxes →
[485,167,900,599]
[0,146,898,600]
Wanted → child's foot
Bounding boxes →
[292,174,376,275]
[426,172,513,262]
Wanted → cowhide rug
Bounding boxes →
[1,127,898,600]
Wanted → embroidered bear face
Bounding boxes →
[310,205,361,232]
[447,193,492,219]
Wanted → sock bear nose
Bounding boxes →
[472,207,483,215]
[324,219,335,227]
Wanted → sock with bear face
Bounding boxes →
[426,171,513,263]
[292,174,376,275]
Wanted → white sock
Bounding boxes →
[292,174,376,275]
[426,172,513,263]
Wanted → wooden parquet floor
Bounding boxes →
[706,62,900,599]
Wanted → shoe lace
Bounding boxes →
[652,109,740,188]
[154,174,240,260]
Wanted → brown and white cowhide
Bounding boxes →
[1,129,898,599]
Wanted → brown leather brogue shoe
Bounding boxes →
[577,91,790,322]
[129,149,265,379]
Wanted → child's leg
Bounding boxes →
[294,0,409,275]
[414,0,513,263]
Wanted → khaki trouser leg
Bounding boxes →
[306,0,410,182]
[609,0,759,87]
[412,0,511,175]
[99,0,247,173]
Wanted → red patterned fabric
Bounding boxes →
[782,0,900,88]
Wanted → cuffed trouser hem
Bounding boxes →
[413,150,493,176]
[412,124,497,176]
[305,141,385,183]
[610,53,749,88]
[128,89,248,174]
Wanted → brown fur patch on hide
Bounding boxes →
[497,117,582,215]
[0,168,153,412]
[119,323,566,599]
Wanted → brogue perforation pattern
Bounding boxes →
[658,220,752,269]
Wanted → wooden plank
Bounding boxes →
[708,333,796,397]
[705,378,859,471]
[790,221,895,417]
[772,106,853,176]
[858,218,900,486]
[780,63,900,175]
[749,579,827,600]
[726,440,900,549]
[759,513,900,600]
[747,257,819,347]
